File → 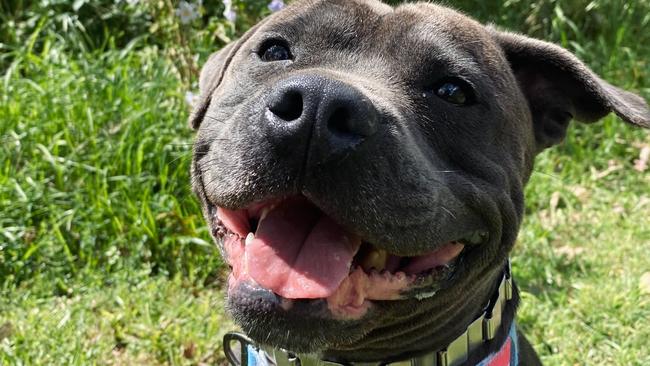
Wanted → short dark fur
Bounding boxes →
[190,0,650,363]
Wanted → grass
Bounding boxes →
[515,143,650,365]
[0,39,221,284]
[0,273,233,365]
[1,0,649,364]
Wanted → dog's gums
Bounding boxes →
[211,196,483,319]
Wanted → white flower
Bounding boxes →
[175,1,200,25]
[185,91,199,108]
[223,0,237,23]
[268,0,285,12]
[224,8,237,22]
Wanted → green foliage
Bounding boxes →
[0,0,649,364]
[0,0,276,84]
[0,0,152,63]
[0,38,222,285]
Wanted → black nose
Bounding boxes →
[265,75,379,164]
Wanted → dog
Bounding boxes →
[190,1,650,364]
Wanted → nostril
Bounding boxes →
[326,100,377,140]
[269,90,303,121]
[327,107,355,137]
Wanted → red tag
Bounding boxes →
[487,338,511,366]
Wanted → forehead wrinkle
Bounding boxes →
[391,2,491,73]
[404,22,483,76]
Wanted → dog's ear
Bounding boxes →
[198,42,237,97]
[490,29,650,151]
[189,19,270,129]
[189,41,239,130]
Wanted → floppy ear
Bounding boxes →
[189,41,242,130]
[490,29,650,150]
[189,19,270,129]
[198,42,237,97]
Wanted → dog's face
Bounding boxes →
[190,0,649,360]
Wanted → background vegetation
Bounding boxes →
[1,0,649,364]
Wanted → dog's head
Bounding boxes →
[190,0,649,360]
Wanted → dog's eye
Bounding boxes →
[434,79,474,105]
[259,40,292,62]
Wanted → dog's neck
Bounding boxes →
[223,261,519,366]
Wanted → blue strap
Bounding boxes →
[247,344,270,366]
[509,323,519,366]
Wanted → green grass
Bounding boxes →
[515,141,650,365]
[0,272,233,365]
[0,40,220,284]
[1,0,649,364]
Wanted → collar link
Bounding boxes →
[224,260,514,366]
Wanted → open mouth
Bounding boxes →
[210,196,487,318]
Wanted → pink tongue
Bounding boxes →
[246,199,361,299]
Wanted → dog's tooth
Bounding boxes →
[280,298,293,311]
[464,230,489,245]
[360,249,388,272]
[259,203,280,222]
[245,232,255,246]
[259,207,270,222]
[381,270,391,280]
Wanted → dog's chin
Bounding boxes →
[206,195,488,347]
[227,281,372,353]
